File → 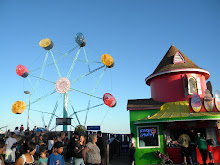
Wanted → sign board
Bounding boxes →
[137,125,160,148]
[56,118,72,125]
[87,126,100,131]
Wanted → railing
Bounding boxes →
[107,134,130,165]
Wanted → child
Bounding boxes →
[38,150,48,165]
[47,141,65,165]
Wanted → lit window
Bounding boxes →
[188,77,197,94]
[173,52,185,64]
[137,126,160,148]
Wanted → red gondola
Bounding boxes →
[103,93,116,107]
[16,64,29,78]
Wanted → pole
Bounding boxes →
[27,93,31,130]
[63,93,68,131]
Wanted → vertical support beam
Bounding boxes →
[27,93,31,130]
[106,144,109,165]
[63,93,68,131]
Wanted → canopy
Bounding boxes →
[134,101,220,124]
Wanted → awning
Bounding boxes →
[134,101,220,124]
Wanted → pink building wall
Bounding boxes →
[150,72,207,102]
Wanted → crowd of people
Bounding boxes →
[0,126,109,165]
[177,130,215,165]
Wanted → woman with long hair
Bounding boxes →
[15,142,36,165]
[74,135,86,165]
[82,134,101,165]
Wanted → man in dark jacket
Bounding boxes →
[97,131,107,165]
[68,131,79,164]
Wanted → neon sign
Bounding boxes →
[140,128,157,137]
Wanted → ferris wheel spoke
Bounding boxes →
[84,100,90,126]
[30,109,59,117]
[27,76,51,128]
[53,49,101,64]
[27,76,50,127]
[33,52,49,89]
[49,109,63,131]
[69,88,102,99]
[66,48,81,79]
[70,68,106,104]
[23,111,37,126]
[41,112,45,127]
[72,117,77,126]
[29,74,56,84]
[100,107,110,125]
[71,65,105,84]
[68,95,81,125]
[83,47,104,93]
[83,47,91,72]
[29,53,66,73]
[89,67,107,97]
[50,50,62,78]
[70,103,105,116]
[49,125,58,131]
[53,46,78,58]
[27,77,40,98]
[48,94,63,128]
[28,89,57,106]
[82,68,107,125]
[66,46,79,54]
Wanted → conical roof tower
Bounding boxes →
[145,45,210,102]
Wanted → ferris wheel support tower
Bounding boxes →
[63,93,68,131]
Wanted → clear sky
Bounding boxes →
[0,0,220,134]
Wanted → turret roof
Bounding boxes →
[145,45,210,85]
[153,45,200,74]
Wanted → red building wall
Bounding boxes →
[150,72,207,102]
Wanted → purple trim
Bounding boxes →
[173,52,185,64]
[145,68,210,85]
[127,107,161,111]
[134,118,220,124]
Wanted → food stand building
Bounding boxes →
[127,45,220,164]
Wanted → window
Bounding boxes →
[137,125,160,148]
[173,52,185,64]
[196,77,202,95]
[188,77,197,94]
[183,74,188,97]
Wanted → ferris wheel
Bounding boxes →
[12,33,116,131]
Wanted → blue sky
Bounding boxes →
[0,0,220,134]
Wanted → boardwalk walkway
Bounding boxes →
[64,155,130,165]
[110,155,130,165]
[65,161,220,165]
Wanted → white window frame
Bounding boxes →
[137,125,160,149]
[188,77,198,95]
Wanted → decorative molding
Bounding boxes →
[127,107,161,111]
[145,68,210,85]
